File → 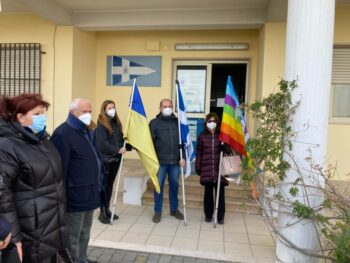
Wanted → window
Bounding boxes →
[330,47,350,123]
[332,84,350,118]
[0,43,41,97]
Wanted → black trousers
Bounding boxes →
[100,160,121,208]
[203,182,225,221]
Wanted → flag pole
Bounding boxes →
[110,78,137,224]
[176,80,188,226]
[214,142,224,228]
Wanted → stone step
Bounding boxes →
[147,183,252,199]
[142,190,254,205]
[146,176,254,199]
[142,192,261,213]
[143,175,260,214]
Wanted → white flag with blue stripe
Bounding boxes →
[176,80,195,177]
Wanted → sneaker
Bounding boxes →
[152,213,161,223]
[170,210,184,220]
[205,217,212,223]
[218,219,224,225]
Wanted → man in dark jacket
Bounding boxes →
[51,98,100,263]
[149,99,185,223]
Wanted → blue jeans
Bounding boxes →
[154,164,180,213]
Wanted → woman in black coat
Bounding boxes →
[195,113,231,224]
[94,100,129,224]
[0,94,66,263]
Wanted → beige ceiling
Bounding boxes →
[1,0,349,31]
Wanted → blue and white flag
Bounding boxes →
[107,56,161,86]
[176,80,195,177]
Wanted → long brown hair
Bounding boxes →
[0,93,50,122]
[97,100,123,135]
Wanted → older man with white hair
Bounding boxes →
[51,98,100,263]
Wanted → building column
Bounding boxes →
[276,0,335,262]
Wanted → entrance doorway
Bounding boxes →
[173,60,248,119]
[210,63,247,118]
[173,59,249,174]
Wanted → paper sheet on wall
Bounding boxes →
[177,68,206,113]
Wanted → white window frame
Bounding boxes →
[329,46,350,124]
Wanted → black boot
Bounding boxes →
[98,207,111,224]
[105,206,119,220]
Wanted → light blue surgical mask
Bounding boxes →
[29,114,46,133]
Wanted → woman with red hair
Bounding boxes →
[0,94,66,263]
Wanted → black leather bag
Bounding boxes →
[1,243,21,263]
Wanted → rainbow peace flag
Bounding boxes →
[219,76,249,156]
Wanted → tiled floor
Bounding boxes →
[89,203,276,263]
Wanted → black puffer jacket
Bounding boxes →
[0,119,66,262]
[149,113,180,165]
[94,119,124,162]
[195,129,231,186]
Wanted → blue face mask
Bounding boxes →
[29,114,46,133]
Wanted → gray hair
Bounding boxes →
[69,98,90,112]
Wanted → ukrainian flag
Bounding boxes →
[125,82,160,193]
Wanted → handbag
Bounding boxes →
[221,154,242,175]
[220,154,242,184]
[1,243,21,263]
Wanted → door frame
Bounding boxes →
[172,59,250,118]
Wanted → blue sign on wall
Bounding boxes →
[106,56,161,87]
[188,117,205,152]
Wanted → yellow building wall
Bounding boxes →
[0,14,57,131]
[1,11,349,179]
[256,25,265,101]
[328,6,350,180]
[72,29,96,106]
[0,14,96,132]
[95,29,259,138]
[256,22,286,98]
[258,7,350,180]
[53,26,74,129]
[0,14,98,130]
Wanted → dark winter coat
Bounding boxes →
[94,119,123,163]
[51,113,100,212]
[0,118,66,262]
[195,129,231,186]
[149,113,180,165]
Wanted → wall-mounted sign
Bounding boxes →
[107,56,161,86]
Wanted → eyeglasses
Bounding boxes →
[207,120,216,123]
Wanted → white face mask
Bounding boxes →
[206,122,217,130]
[106,108,116,118]
[162,107,173,116]
[78,112,92,126]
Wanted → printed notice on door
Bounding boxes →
[177,66,207,113]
